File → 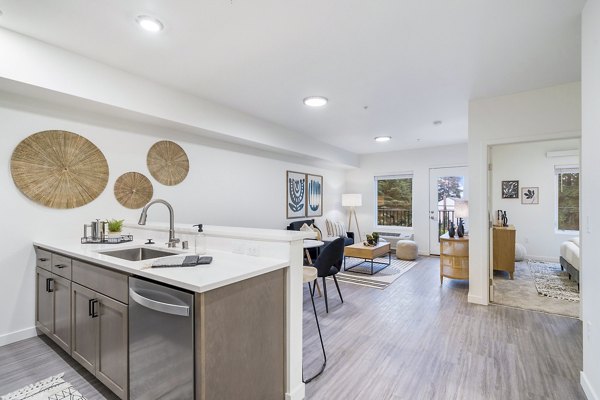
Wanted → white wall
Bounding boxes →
[490,139,580,261]
[344,144,468,254]
[581,2,600,399]
[468,82,581,305]
[0,94,346,345]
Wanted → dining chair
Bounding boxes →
[312,237,345,313]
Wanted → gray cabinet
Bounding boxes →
[35,266,71,354]
[71,282,128,399]
[35,246,129,400]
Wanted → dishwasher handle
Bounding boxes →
[129,288,190,317]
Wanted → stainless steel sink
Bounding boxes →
[99,247,180,261]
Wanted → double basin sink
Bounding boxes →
[99,247,181,262]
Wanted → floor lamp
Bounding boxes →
[342,194,362,242]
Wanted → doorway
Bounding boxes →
[429,166,468,255]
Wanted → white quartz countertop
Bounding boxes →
[34,239,289,293]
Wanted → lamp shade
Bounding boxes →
[454,199,469,219]
[342,193,362,207]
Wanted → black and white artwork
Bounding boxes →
[501,180,519,199]
[306,174,323,217]
[521,187,539,204]
[286,171,306,218]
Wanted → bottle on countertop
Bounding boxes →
[193,224,206,255]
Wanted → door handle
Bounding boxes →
[46,278,54,292]
[90,299,99,318]
[129,288,190,316]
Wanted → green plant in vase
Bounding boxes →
[107,219,124,236]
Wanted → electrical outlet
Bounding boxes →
[524,237,529,244]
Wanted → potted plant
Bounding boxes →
[107,219,124,237]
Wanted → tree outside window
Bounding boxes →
[376,176,413,227]
[556,167,579,231]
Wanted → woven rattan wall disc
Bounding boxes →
[11,130,109,209]
[147,140,189,186]
[114,172,153,209]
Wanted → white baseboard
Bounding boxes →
[581,371,598,400]
[0,326,38,347]
[467,293,488,305]
[285,383,306,400]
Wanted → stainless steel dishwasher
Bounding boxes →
[129,277,194,399]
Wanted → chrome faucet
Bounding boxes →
[138,199,180,248]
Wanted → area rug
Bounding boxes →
[528,260,580,302]
[1,373,87,400]
[327,257,418,289]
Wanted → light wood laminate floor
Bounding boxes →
[303,256,584,400]
[0,257,584,400]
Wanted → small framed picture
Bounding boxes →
[521,187,539,204]
[286,171,306,218]
[306,174,323,217]
[502,180,519,199]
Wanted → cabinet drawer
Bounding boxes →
[51,253,72,279]
[35,248,52,271]
[72,260,128,304]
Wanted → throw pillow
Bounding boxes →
[310,224,322,241]
[325,219,334,236]
[333,221,347,238]
[300,223,320,240]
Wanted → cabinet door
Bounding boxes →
[52,274,71,354]
[96,293,128,400]
[72,282,98,374]
[35,267,53,336]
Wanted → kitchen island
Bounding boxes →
[34,223,311,400]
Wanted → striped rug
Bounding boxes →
[327,257,418,289]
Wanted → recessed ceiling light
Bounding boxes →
[433,120,442,125]
[136,15,164,32]
[303,96,328,107]
[374,136,392,142]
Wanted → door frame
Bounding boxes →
[429,165,468,256]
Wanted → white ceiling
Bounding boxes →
[0,0,585,154]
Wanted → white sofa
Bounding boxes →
[560,237,580,284]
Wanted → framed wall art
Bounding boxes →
[501,180,519,199]
[306,174,323,217]
[286,171,306,218]
[521,187,539,204]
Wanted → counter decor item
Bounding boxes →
[114,172,154,208]
[501,180,519,199]
[108,219,124,235]
[364,232,379,246]
[11,130,109,209]
[286,171,306,218]
[147,140,189,186]
[448,221,456,238]
[306,174,323,217]
[457,219,465,237]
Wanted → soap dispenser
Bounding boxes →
[193,224,206,254]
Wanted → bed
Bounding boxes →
[560,237,580,285]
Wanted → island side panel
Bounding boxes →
[195,268,285,400]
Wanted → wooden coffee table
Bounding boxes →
[343,242,391,275]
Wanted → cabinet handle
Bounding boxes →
[91,299,99,318]
[54,264,66,269]
[39,258,48,262]
[46,278,54,292]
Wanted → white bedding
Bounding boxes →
[560,237,580,271]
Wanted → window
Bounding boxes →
[555,166,579,232]
[375,175,413,227]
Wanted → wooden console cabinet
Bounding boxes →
[492,226,516,279]
[440,234,469,284]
